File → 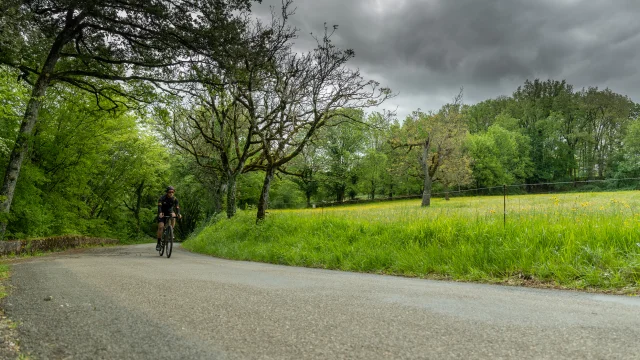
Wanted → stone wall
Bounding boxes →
[0,236,119,256]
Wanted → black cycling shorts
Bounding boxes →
[158,216,174,224]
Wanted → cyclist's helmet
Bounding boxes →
[166,186,175,193]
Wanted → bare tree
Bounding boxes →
[229,16,392,221]
[165,91,262,218]
[153,1,299,219]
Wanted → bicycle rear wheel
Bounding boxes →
[165,225,173,258]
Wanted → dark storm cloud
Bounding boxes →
[252,0,640,117]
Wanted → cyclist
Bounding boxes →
[157,186,181,251]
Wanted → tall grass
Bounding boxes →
[183,191,640,292]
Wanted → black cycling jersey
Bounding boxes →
[158,194,180,217]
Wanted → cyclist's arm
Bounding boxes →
[175,199,181,218]
[158,199,163,218]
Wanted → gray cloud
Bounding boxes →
[252,0,640,118]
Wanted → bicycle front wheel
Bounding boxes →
[165,225,173,258]
[159,230,165,256]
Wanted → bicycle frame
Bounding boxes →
[159,215,175,258]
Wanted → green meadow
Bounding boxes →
[183,191,640,293]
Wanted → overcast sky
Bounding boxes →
[252,0,640,119]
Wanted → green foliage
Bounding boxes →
[359,149,388,199]
[466,125,533,187]
[392,94,472,206]
[290,165,320,206]
[9,163,52,238]
[268,178,306,209]
[615,119,640,178]
[3,84,170,240]
[167,155,225,240]
[321,110,367,202]
[0,67,28,172]
[237,172,264,209]
[356,112,393,200]
[0,262,9,299]
[506,79,637,182]
[465,96,515,133]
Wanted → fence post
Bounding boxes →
[503,184,507,228]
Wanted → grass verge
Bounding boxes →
[0,264,8,299]
[184,191,640,294]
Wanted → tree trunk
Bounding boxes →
[226,173,237,218]
[256,167,276,222]
[337,184,345,203]
[0,12,79,240]
[370,180,375,200]
[421,174,432,207]
[214,181,225,215]
[420,140,432,207]
[133,180,144,235]
[0,76,52,239]
[306,193,312,208]
[598,155,605,179]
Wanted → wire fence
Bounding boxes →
[304,177,640,207]
[265,178,640,226]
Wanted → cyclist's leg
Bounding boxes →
[169,218,176,239]
[157,219,164,239]
[157,218,165,250]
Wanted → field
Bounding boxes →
[183,191,640,293]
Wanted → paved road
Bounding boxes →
[3,244,640,359]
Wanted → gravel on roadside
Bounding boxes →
[0,309,21,359]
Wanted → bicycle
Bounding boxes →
[158,215,175,258]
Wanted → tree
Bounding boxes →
[381,119,422,198]
[615,118,640,178]
[320,111,367,203]
[466,124,533,188]
[0,80,168,239]
[156,2,300,219]
[166,155,225,239]
[358,112,393,200]
[465,96,515,133]
[164,93,261,219]
[0,0,254,238]
[359,149,386,200]
[577,87,636,179]
[0,67,28,174]
[511,79,575,183]
[120,133,169,237]
[286,141,324,208]
[393,92,470,206]
[222,15,391,221]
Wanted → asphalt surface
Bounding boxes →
[2,244,640,359]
